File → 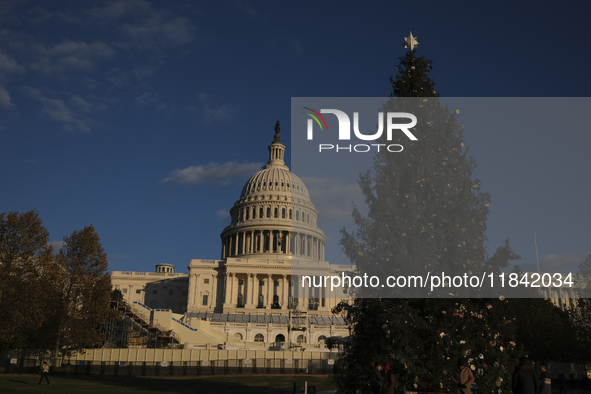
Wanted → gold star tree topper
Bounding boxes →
[404,32,419,50]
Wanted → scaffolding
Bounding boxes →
[100,300,180,349]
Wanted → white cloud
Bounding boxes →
[0,51,25,74]
[193,92,239,124]
[29,40,114,76]
[87,0,194,49]
[215,209,230,220]
[0,51,25,108]
[49,240,64,252]
[0,85,13,107]
[160,161,263,187]
[20,86,93,133]
[134,91,166,110]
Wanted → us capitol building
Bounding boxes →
[111,123,353,346]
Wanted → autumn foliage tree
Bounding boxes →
[53,225,112,353]
[0,211,58,348]
[0,211,111,351]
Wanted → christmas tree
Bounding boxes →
[332,33,521,393]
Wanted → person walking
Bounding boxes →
[370,362,383,394]
[37,361,50,385]
[452,358,474,394]
[512,357,538,394]
[539,362,551,394]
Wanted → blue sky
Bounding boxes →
[1,1,590,275]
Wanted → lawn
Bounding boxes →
[0,373,336,393]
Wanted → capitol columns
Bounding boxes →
[223,272,233,309]
[266,273,272,309]
[211,271,218,310]
[246,273,255,308]
[282,274,288,309]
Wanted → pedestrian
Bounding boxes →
[452,358,474,394]
[370,362,383,394]
[539,362,551,394]
[382,369,395,394]
[512,356,538,394]
[37,361,50,385]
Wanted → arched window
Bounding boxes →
[259,207,263,218]
[254,334,264,342]
[274,207,278,218]
[267,207,271,218]
[275,334,285,343]
[318,335,327,343]
[282,208,285,218]
[233,333,243,340]
[253,208,257,219]
[246,209,250,220]
[289,209,292,219]
[297,335,306,343]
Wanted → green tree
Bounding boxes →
[53,225,111,355]
[0,211,60,348]
[333,46,520,393]
[511,298,581,362]
[570,254,591,363]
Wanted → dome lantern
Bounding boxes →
[266,121,286,168]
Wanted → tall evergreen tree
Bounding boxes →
[333,41,520,393]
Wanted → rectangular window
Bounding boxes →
[136,289,141,294]
[169,290,174,295]
[239,280,244,285]
[274,281,279,287]
[202,295,208,306]
[204,278,210,284]
[122,288,128,293]
[259,280,264,286]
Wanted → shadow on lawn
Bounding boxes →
[61,374,298,393]
[8,379,31,384]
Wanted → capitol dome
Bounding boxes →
[220,122,326,261]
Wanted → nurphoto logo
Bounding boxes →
[303,107,417,153]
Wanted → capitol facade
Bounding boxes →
[112,123,353,346]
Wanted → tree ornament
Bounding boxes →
[404,32,419,50]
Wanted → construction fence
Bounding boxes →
[1,348,338,376]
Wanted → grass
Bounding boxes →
[0,373,336,393]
